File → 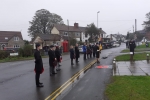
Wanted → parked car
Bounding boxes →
[3,47,18,53]
[113,42,120,47]
[102,42,113,49]
[79,45,83,53]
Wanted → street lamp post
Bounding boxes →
[97,11,100,28]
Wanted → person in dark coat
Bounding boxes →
[82,43,87,60]
[55,46,61,71]
[96,43,100,63]
[34,43,44,87]
[87,45,91,58]
[75,44,80,63]
[126,41,129,48]
[48,45,57,76]
[70,45,75,65]
[92,44,95,57]
[129,39,136,55]
[89,44,92,58]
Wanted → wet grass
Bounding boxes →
[116,53,150,61]
[121,44,150,53]
[136,44,148,49]
[105,76,150,100]
[0,56,48,63]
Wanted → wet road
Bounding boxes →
[62,44,126,100]
[0,51,96,100]
[0,44,125,100]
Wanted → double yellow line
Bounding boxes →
[45,60,96,100]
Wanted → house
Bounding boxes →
[106,34,117,41]
[0,31,24,50]
[32,34,63,49]
[106,34,126,42]
[51,23,109,43]
[78,27,90,42]
[136,30,146,34]
[99,28,106,38]
[51,23,82,41]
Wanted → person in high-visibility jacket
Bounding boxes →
[99,44,102,53]
[96,43,100,63]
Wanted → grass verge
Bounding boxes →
[121,44,150,53]
[105,76,150,100]
[116,53,150,61]
[0,56,48,63]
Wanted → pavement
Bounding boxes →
[114,60,150,76]
[0,43,126,100]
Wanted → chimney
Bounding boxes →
[74,23,79,28]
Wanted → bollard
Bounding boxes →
[130,52,133,62]
[113,58,116,69]
[147,54,149,63]
[113,58,116,75]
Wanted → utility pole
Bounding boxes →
[134,19,137,42]
[97,11,100,28]
[135,19,137,33]
[133,25,134,33]
[67,19,69,31]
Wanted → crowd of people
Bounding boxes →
[34,42,102,87]
[34,43,62,87]
[69,42,102,65]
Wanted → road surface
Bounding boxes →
[0,44,125,100]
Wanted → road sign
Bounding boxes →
[10,53,18,56]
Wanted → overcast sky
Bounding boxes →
[0,0,150,40]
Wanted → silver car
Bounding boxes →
[79,45,83,53]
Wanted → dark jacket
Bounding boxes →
[34,50,43,73]
[87,46,92,54]
[93,45,97,52]
[48,49,56,66]
[70,48,75,59]
[95,45,100,58]
[75,46,80,58]
[55,48,61,62]
[129,41,136,51]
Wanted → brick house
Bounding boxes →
[0,31,24,50]
[51,23,82,41]
[32,34,63,49]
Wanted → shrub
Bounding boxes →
[0,50,9,60]
[23,45,33,57]
[78,41,84,45]
[70,39,77,46]
[18,45,33,57]
[18,48,24,57]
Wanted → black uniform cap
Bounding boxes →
[36,43,40,48]
[50,45,54,48]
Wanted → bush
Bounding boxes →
[18,48,24,57]
[78,41,84,45]
[19,45,33,57]
[0,50,9,60]
[70,39,77,46]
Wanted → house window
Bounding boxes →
[14,45,20,48]
[64,32,68,36]
[14,37,19,41]
[85,34,88,38]
[5,37,8,40]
